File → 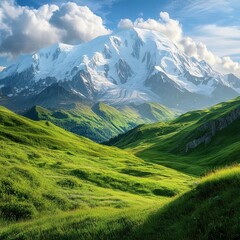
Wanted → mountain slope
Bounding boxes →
[23,101,176,142]
[0,106,194,225]
[107,96,240,174]
[0,28,239,110]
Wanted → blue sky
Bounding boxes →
[15,0,240,33]
[0,0,240,75]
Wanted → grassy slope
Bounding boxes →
[129,166,240,240]
[0,106,193,233]
[108,97,240,175]
[1,166,240,240]
[23,102,176,142]
[1,96,240,239]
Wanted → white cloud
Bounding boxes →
[192,25,240,57]
[0,0,111,56]
[118,19,133,29]
[118,12,182,43]
[49,3,111,44]
[118,12,240,77]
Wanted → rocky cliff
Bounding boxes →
[186,106,240,152]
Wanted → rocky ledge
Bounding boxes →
[186,106,240,152]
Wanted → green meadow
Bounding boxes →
[0,97,240,239]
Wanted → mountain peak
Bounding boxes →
[0,28,239,110]
[38,42,74,56]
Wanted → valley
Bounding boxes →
[0,3,239,238]
[0,96,239,239]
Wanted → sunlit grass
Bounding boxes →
[0,95,240,239]
[0,105,193,238]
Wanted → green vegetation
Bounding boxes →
[0,96,240,239]
[0,105,192,238]
[130,166,240,240]
[1,166,240,239]
[108,96,240,175]
[23,101,176,142]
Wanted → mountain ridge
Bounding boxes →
[0,28,239,110]
[23,101,176,142]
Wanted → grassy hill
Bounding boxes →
[107,96,240,175]
[23,102,176,142]
[0,96,240,239]
[0,106,192,237]
[129,166,240,240]
[1,166,239,239]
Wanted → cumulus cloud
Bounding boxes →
[118,19,133,29]
[180,36,240,76]
[192,24,240,57]
[118,12,182,43]
[49,3,111,44]
[0,0,111,56]
[118,12,240,77]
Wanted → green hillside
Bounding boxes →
[23,102,176,142]
[107,96,240,175]
[1,166,240,239]
[1,96,240,239]
[0,106,192,237]
[130,166,240,239]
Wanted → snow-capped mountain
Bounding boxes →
[0,28,239,110]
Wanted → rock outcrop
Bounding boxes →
[186,106,240,152]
